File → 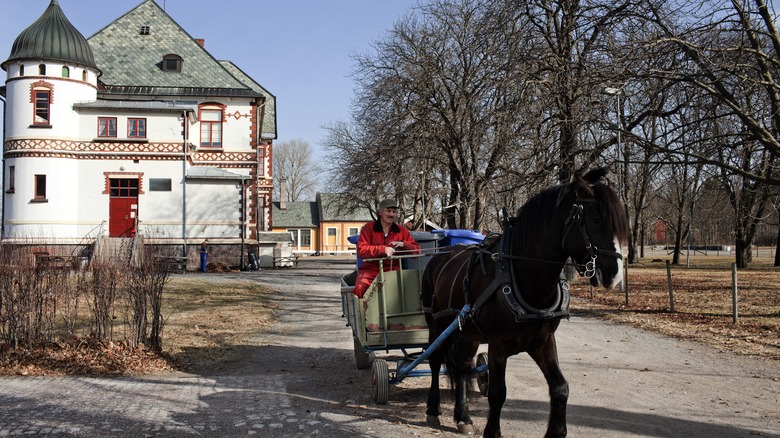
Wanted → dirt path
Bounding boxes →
[1,257,777,437]
[231,257,779,437]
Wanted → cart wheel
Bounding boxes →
[476,352,489,397]
[371,359,389,404]
[354,338,371,370]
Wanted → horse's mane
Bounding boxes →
[512,169,628,256]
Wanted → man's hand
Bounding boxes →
[384,246,396,257]
[389,241,404,249]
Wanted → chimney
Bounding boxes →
[279,178,287,210]
[195,38,205,48]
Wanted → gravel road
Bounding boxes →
[1,256,778,437]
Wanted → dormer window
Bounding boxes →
[140,25,150,35]
[162,54,183,73]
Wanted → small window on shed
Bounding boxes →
[140,25,150,35]
[162,54,183,72]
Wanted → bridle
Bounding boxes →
[560,198,623,278]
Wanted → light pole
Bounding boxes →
[419,170,425,231]
[603,86,627,300]
[602,87,622,192]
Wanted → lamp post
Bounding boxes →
[419,170,426,231]
[603,86,627,300]
[602,87,622,192]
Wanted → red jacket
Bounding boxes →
[357,220,421,274]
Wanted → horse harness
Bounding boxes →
[425,198,623,327]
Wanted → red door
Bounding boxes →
[109,178,139,237]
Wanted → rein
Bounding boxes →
[486,198,624,278]
[427,194,624,325]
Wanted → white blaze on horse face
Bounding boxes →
[607,236,624,289]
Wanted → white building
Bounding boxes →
[1,0,278,266]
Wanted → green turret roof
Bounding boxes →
[1,0,97,71]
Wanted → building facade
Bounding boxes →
[1,0,276,260]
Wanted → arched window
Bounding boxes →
[29,81,54,126]
[38,64,46,75]
[19,65,24,76]
[82,70,87,81]
[162,54,183,73]
[199,104,224,147]
[62,66,70,78]
[33,88,51,125]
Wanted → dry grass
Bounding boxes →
[0,276,277,375]
[570,256,779,362]
[157,276,278,371]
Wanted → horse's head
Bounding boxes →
[561,168,628,289]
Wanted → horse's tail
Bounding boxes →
[443,329,473,392]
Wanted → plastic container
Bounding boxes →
[431,229,485,247]
[347,235,362,268]
[350,231,443,270]
[404,231,442,270]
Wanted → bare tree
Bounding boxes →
[272,139,322,202]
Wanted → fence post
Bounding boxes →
[665,260,675,313]
[732,262,738,324]
[624,261,629,306]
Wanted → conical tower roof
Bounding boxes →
[1,0,97,71]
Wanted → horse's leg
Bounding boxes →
[483,343,509,438]
[426,345,443,427]
[528,334,569,438]
[452,339,479,434]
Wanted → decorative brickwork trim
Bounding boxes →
[29,80,54,103]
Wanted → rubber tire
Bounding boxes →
[354,337,371,370]
[372,359,390,404]
[476,352,489,396]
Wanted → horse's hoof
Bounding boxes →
[457,421,475,434]
[426,415,441,428]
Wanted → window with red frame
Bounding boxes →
[200,109,223,147]
[98,117,117,137]
[33,89,50,125]
[128,118,146,138]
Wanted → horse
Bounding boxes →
[420,168,628,438]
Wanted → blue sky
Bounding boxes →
[0,0,420,157]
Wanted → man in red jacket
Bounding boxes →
[353,199,421,298]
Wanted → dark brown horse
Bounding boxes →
[421,168,628,437]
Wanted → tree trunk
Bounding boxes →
[735,237,748,269]
[672,212,686,265]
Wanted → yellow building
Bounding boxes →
[271,193,373,255]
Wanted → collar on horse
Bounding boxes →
[464,216,570,324]
[464,197,622,323]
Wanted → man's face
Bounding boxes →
[380,207,398,224]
